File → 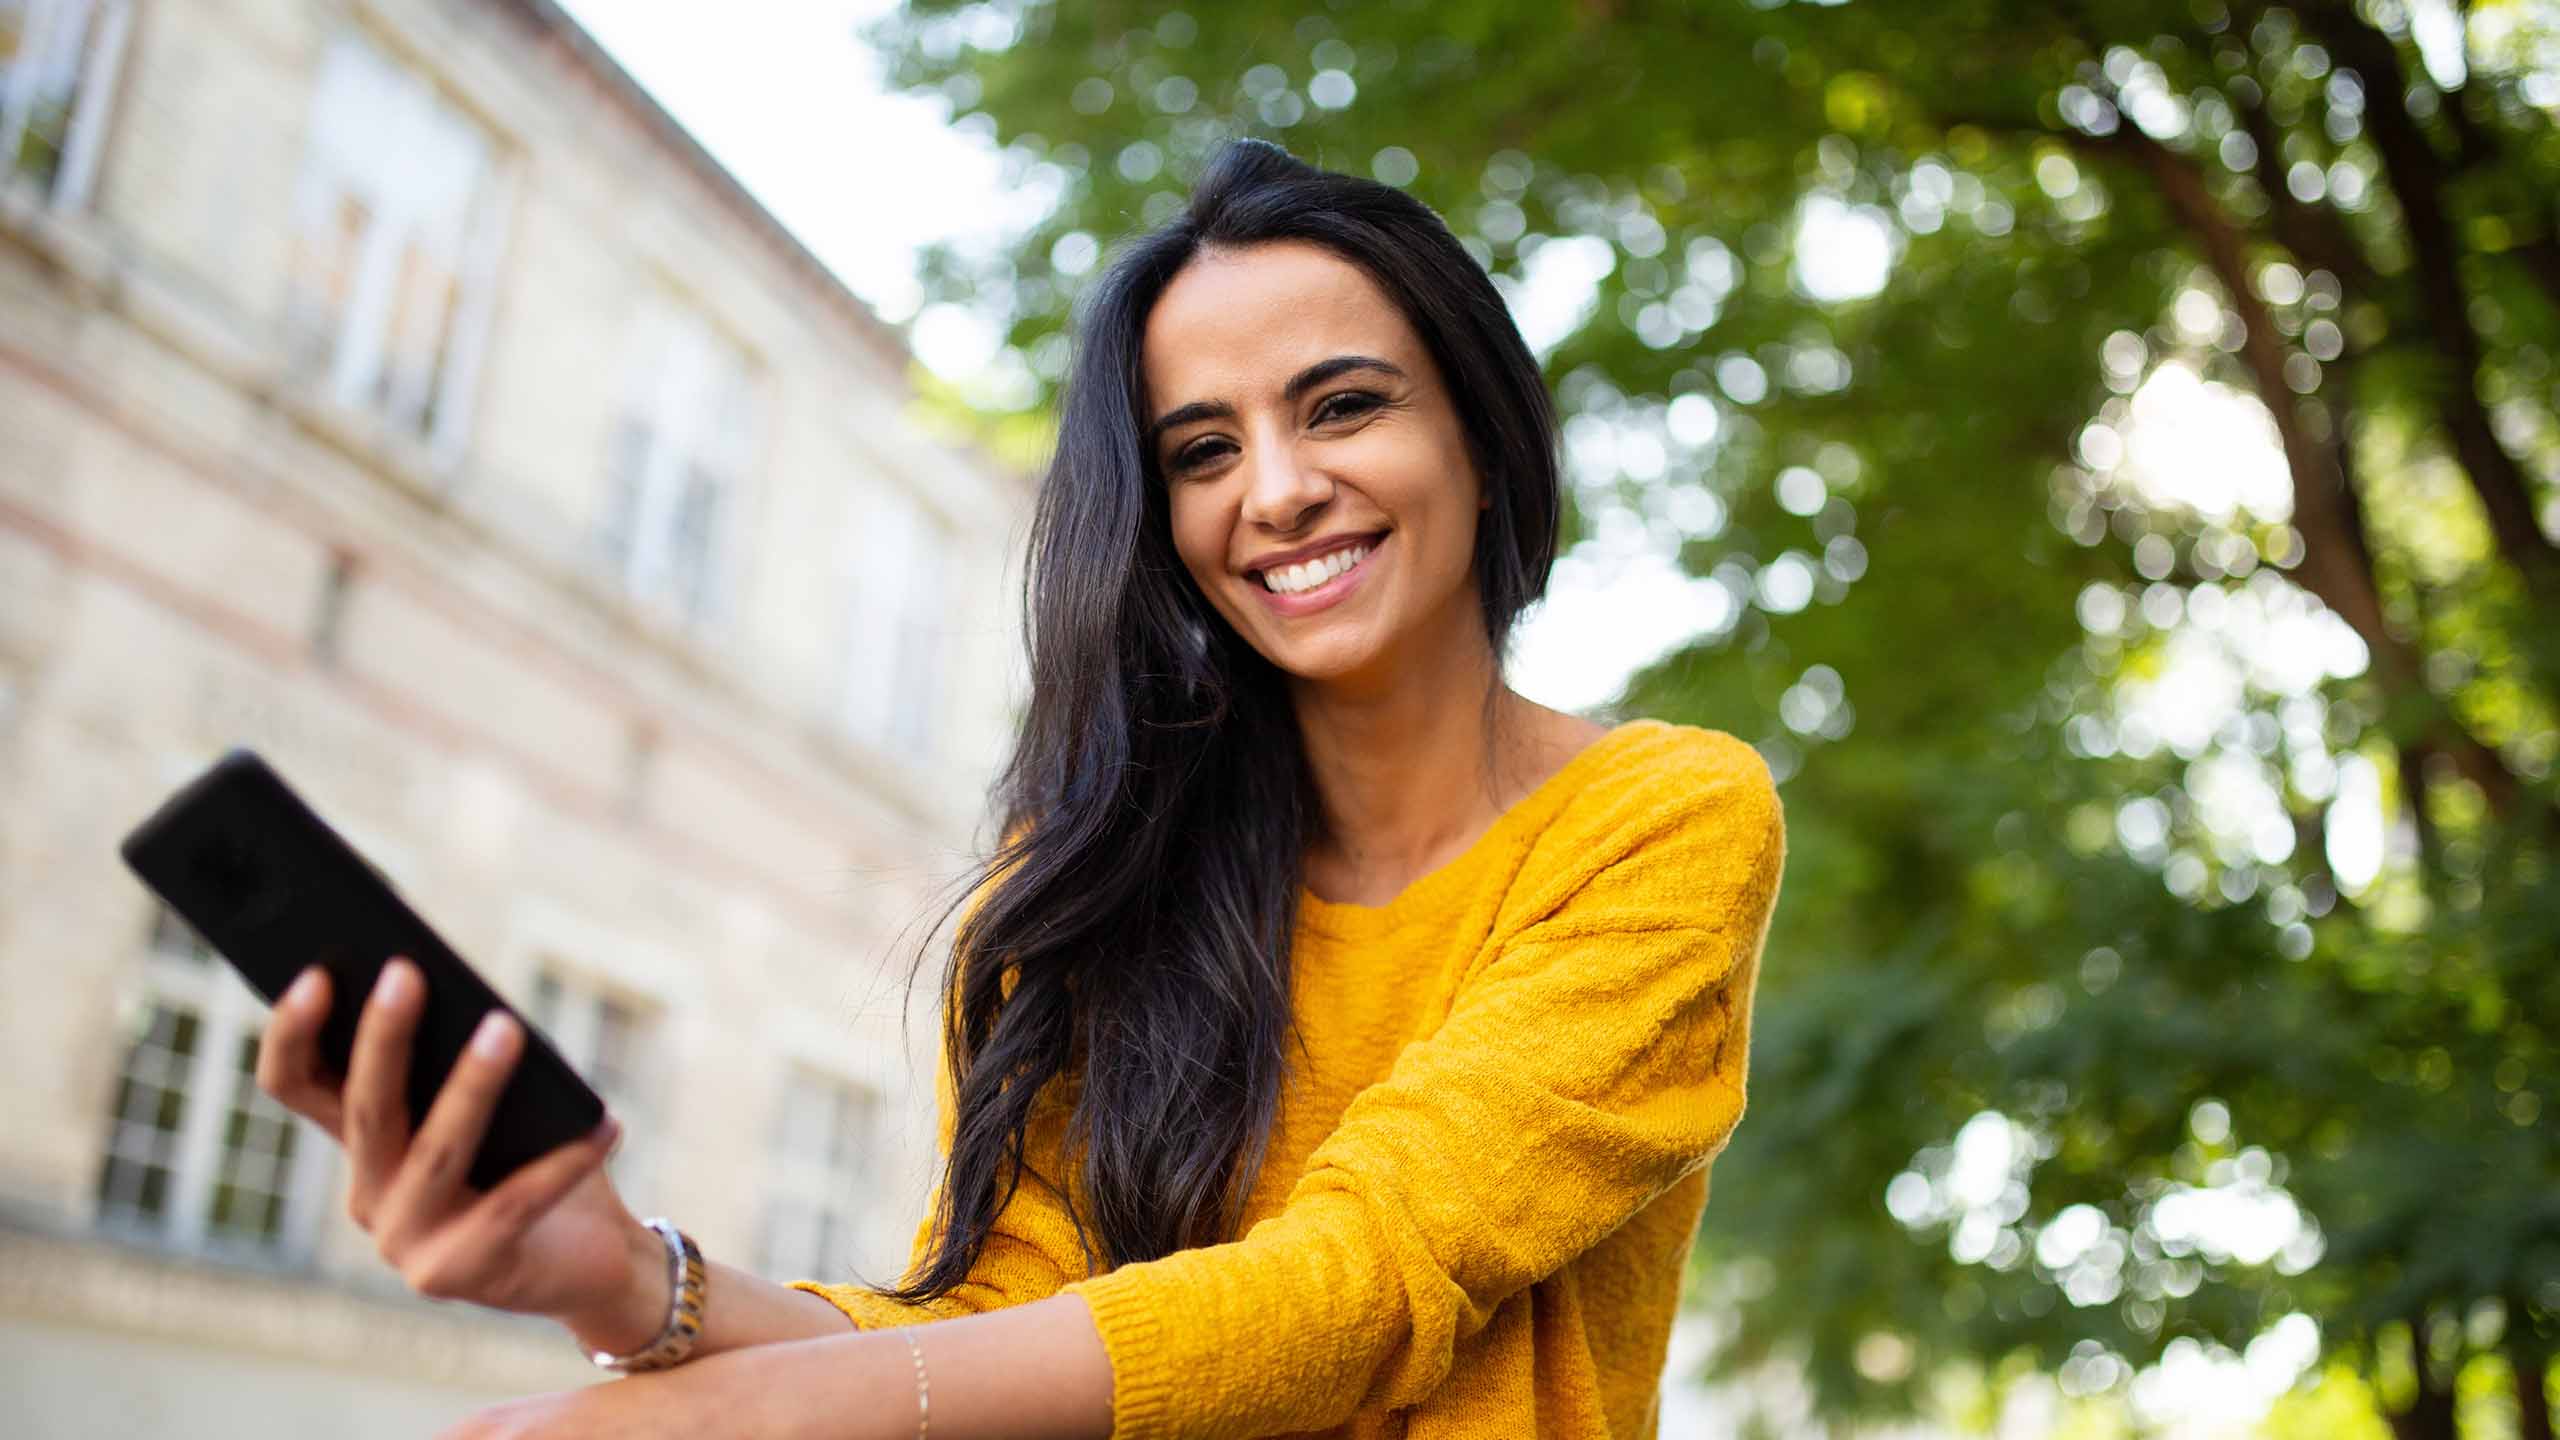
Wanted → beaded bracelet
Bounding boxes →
[899,1329,932,1438]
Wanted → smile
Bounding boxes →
[1249,535,1384,616]
[1260,541,1373,595]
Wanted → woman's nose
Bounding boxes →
[1239,440,1333,533]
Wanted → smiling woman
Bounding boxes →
[255,138,1786,1440]
[1149,247,1490,684]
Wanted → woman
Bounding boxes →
[256,137,1787,1440]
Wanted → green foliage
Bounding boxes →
[870,0,2560,1431]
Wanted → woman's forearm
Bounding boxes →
[671,1292,1114,1440]
[553,1213,859,1360]
[552,1222,1116,1435]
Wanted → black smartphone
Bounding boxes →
[118,748,607,1192]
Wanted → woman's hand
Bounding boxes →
[255,958,666,1349]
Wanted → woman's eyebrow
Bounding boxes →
[1147,354,1409,448]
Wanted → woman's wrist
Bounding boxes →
[557,1214,675,1356]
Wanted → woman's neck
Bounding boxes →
[1290,634,1602,907]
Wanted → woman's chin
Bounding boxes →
[1250,596,1484,696]
[1263,630,1400,691]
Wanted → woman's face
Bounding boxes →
[1144,240,1487,691]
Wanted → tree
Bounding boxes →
[871,1,2560,1433]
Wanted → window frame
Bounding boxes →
[837,480,951,760]
[279,25,516,470]
[598,292,766,630]
[93,909,337,1266]
[754,1064,886,1283]
[525,961,666,1215]
[0,0,134,211]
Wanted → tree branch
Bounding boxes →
[2102,126,2546,828]
[2301,6,2560,614]
[1932,68,2558,832]
[2231,80,2381,298]
[2510,235,2560,322]
[2398,740,2445,902]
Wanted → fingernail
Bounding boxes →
[284,968,321,1007]
[471,1011,516,1058]
[375,962,415,1006]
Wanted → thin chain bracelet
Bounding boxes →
[898,1329,931,1439]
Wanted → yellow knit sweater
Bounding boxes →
[794,718,1786,1440]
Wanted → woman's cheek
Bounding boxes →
[1173,508,1261,640]
[1165,491,1224,589]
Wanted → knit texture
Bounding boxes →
[793,718,1786,1439]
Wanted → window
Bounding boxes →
[839,484,948,758]
[757,1069,882,1282]
[526,967,661,1211]
[94,909,333,1261]
[282,29,509,457]
[0,0,127,207]
[0,0,131,208]
[598,298,760,625]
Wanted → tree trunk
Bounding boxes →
[2392,1389,2460,1440]
[2517,1333,2556,1440]
[2392,1311,2461,1440]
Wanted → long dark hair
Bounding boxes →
[871,137,1562,1300]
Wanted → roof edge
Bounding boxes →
[492,0,922,380]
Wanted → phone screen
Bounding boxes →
[119,750,607,1191]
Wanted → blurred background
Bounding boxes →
[0,0,2554,1437]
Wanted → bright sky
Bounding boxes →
[553,0,994,324]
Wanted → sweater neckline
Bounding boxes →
[1296,718,1660,939]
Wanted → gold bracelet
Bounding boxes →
[898,1329,931,1439]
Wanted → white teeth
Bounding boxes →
[1261,542,1373,595]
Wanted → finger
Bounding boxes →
[254,966,346,1138]
[474,1115,621,1236]
[372,1009,524,1253]
[409,1117,622,1302]
[343,958,424,1229]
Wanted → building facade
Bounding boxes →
[0,0,1026,1431]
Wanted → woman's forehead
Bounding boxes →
[1143,242,1423,395]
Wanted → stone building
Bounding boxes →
[0,0,1026,1431]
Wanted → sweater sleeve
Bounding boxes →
[1062,760,1786,1440]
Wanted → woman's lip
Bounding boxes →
[1245,530,1388,577]
[1253,535,1383,617]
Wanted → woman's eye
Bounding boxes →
[1171,438,1232,473]
[1315,391,1384,425]
[1164,396,1379,475]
